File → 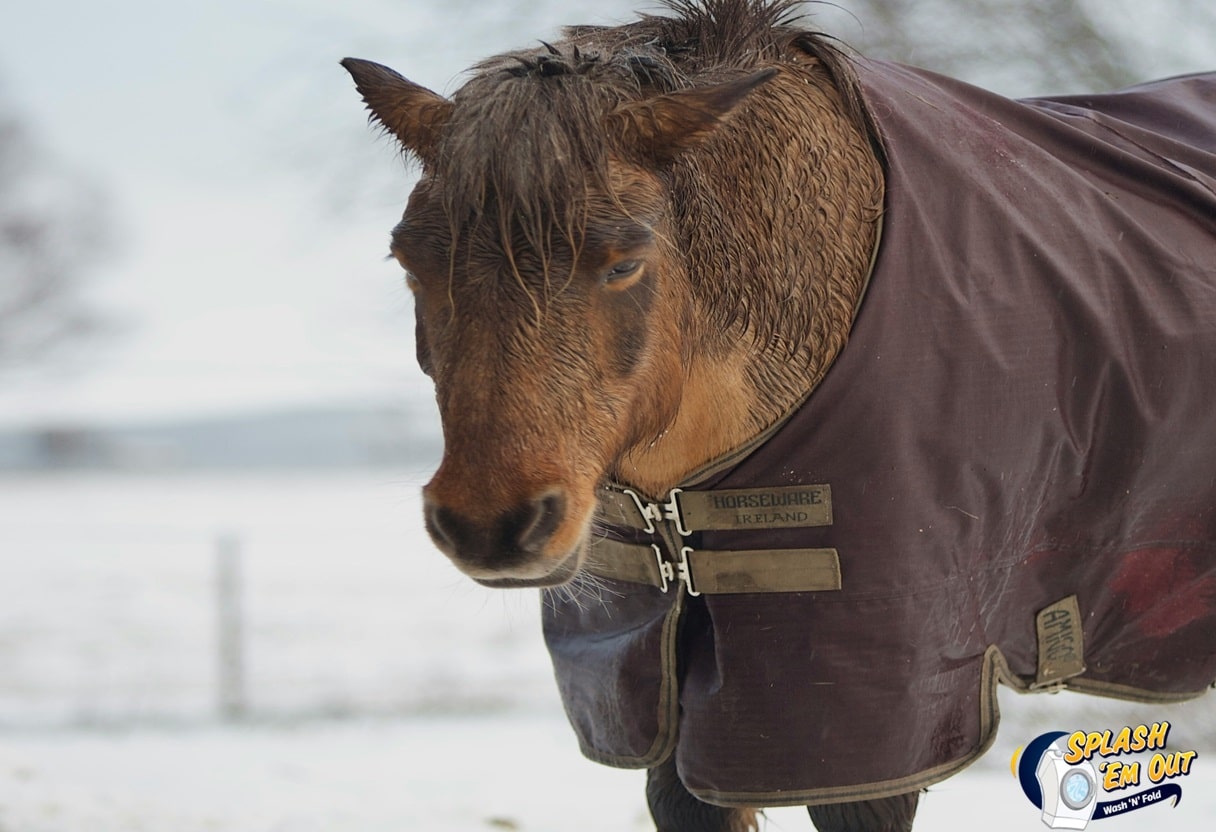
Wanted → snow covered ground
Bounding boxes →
[3,711,1215,832]
[0,472,558,727]
[1,472,1213,831]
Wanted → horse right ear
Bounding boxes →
[342,58,453,162]
[605,68,778,166]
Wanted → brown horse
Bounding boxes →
[345,5,888,826]
[343,1,1216,830]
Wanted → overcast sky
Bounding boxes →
[0,0,639,427]
[0,0,1209,427]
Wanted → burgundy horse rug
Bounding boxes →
[542,60,1216,807]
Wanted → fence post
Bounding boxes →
[215,533,247,720]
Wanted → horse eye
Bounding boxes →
[602,260,642,284]
[404,270,421,290]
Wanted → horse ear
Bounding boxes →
[606,68,778,165]
[342,58,453,161]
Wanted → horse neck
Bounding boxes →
[616,58,884,495]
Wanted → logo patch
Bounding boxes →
[679,485,832,531]
[1014,722,1198,829]
[1034,595,1086,688]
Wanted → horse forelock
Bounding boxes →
[427,42,680,298]
[421,1,864,296]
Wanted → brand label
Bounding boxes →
[1035,595,1086,687]
[680,485,832,531]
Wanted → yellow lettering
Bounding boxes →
[1093,730,1109,757]
[1085,731,1106,760]
[1102,760,1140,791]
[1064,723,1177,765]
[1179,750,1198,776]
[1145,721,1171,750]
[1129,723,1149,753]
[1149,750,1199,783]
[1149,752,1168,783]
[1064,731,1088,764]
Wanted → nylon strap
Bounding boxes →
[599,490,652,531]
[583,540,668,588]
[600,484,833,533]
[584,538,842,594]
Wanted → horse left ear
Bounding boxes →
[342,58,453,162]
[606,68,778,165]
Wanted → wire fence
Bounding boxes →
[0,472,559,730]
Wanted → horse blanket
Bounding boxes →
[542,59,1216,807]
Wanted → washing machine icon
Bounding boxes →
[1036,741,1098,830]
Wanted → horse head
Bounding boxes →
[342,4,883,587]
[342,53,777,587]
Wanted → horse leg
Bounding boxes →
[806,792,920,832]
[646,757,758,832]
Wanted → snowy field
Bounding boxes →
[1,472,1214,831]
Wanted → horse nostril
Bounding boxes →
[424,501,461,554]
[516,491,567,555]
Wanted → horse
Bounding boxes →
[342,2,1216,830]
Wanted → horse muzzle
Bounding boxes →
[422,487,589,587]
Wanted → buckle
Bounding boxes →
[622,487,691,537]
[652,545,673,593]
[622,489,662,534]
[676,546,700,596]
[662,489,692,537]
[653,544,700,597]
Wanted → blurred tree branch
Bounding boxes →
[328,0,1214,207]
[0,101,114,368]
[812,0,1216,94]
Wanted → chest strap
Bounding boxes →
[601,484,833,535]
[583,538,842,596]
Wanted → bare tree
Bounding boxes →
[812,0,1216,95]
[0,99,113,367]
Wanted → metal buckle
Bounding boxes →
[676,546,700,596]
[653,545,700,597]
[627,487,695,595]
[622,489,662,534]
[663,488,692,537]
[652,545,674,593]
[623,487,691,536]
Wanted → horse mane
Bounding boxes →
[428,0,877,290]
